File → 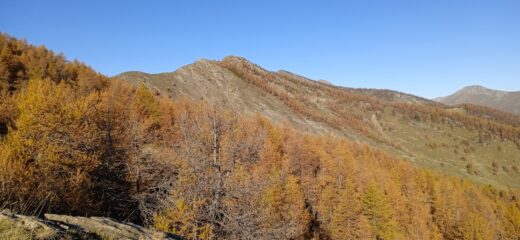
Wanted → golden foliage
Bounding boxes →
[0,38,518,239]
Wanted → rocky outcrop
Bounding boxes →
[0,210,182,240]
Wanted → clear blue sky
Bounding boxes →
[1,0,519,98]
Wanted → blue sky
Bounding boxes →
[1,0,518,98]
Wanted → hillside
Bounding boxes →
[116,56,520,188]
[436,85,520,115]
[1,34,520,239]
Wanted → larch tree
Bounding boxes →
[259,171,309,240]
[362,182,400,240]
[0,79,100,214]
[329,182,367,239]
[460,212,494,240]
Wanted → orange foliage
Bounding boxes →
[0,37,519,240]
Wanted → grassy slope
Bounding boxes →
[380,109,520,188]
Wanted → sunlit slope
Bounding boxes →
[116,56,520,188]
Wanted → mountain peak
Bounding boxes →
[453,85,509,97]
[436,85,520,115]
[220,55,258,66]
[457,85,494,95]
[461,84,486,90]
[221,55,249,62]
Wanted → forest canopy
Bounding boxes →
[0,33,519,239]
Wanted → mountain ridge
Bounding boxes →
[115,56,520,188]
[2,33,519,239]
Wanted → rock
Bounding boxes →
[0,210,183,240]
[317,79,332,85]
[45,214,179,240]
[0,209,62,239]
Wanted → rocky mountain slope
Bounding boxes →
[436,85,520,115]
[115,56,520,188]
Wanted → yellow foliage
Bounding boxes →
[260,172,310,238]
[504,203,520,239]
[362,182,401,240]
[329,184,365,239]
[133,84,160,120]
[460,212,494,240]
[154,199,213,239]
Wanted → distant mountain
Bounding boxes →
[435,85,520,115]
[115,56,520,188]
